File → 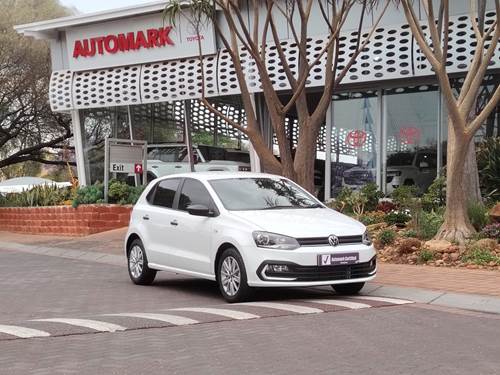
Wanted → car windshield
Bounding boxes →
[387,152,414,166]
[209,177,322,211]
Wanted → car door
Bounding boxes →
[165,178,217,276]
[141,178,182,267]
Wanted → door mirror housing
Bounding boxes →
[187,204,214,217]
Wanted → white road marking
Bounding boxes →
[304,299,372,309]
[170,307,259,320]
[237,301,323,314]
[353,296,414,305]
[31,318,126,332]
[0,325,50,338]
[104,313,199,326]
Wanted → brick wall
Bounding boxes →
[0,205,132,236]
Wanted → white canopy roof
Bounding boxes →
[0,177,71,194]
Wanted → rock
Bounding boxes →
[472,238,497,251]
[367,222,387,232]
[397,238,421,254]
[435,260,445,266]
[489,203,500,223]
[424,239,453,253]
[450,252,460,262]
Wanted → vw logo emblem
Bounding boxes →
[328,235,339,247]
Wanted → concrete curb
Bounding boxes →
[2,240,500,315]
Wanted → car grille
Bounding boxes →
[262,257,376,282]
[297,235,363,246]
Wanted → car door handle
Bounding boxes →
[142,215,150,220]
[170,220,178,226]
[175,166,182,169]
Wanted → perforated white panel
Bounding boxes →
[72,65,141,109]
[48,12,499,112]
[49,70,73,111]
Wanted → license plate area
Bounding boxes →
[318,253,359,266]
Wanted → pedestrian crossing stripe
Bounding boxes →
[0,296,414,341]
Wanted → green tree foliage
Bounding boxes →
[0,0,73,178]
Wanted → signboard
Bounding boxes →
[65,12,216,71]
[346,130,367,148]
[104,138,148,203]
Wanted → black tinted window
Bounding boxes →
[152,179,180,208]
[178,179,212,211]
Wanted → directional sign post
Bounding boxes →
[104,138,148,203]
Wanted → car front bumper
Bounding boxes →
[242,244,377,287]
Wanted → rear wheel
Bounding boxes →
[332,282,365,295]
[217,248,252,303]
[127,239,156,285]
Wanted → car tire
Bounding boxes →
[332,282,365,295]
[127,239,157,285]
[217,248,252,303]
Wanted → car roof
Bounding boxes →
[153,171,285,182]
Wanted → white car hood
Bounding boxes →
[229,208,365,238]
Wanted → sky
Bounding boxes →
[59,0,156,14]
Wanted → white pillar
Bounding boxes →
[324,100,333,201]
[70,109,87,186]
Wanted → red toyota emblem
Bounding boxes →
[134,163,143,174]
[346,130,367,148]
[399,127,421,145]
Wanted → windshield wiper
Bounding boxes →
[262,205,294,210]
[304,204,324,208]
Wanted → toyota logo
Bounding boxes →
[328,235,339,247]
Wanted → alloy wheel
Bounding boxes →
[220,256,241,297]
[129,245,144,279]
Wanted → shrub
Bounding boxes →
[376,200,396,213]
[385,210,411,226]
[479,223,500,241]
[345,190,368,217]
[331,187,353,213]
[0,185,70,207]
[359,211,386,226]
[402,229,418,238]
[378,229,396,246]
[477,137,500,202]
[391,185,418,209]
[360,183,384,212]
[418,249,434,263]
[467,201,490,231]
[108,179,131,204]
[72,183,104,208]
[421,176,446,211]
[462,247,500,266]
[415,210,444,240]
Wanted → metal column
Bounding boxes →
[70,109,87,186]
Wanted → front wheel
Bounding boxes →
[217,248,252,303]
[332,282,365,295]
[127,239,156,285]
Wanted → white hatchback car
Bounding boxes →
[125,172,376,302]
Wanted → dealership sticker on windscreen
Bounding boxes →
[318,253,359,266]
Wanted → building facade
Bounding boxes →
[15,1,499,199]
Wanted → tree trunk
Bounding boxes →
[462,139,482,204]
[436,120,476,243]
[294,121,321,194]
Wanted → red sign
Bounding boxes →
[399,127,421,145]
[134,163,143,175]
[346,130,367,148]
[73,27,174,58]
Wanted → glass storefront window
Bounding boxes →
[384,85,439,194]
[330,91,379,197]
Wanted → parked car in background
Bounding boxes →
[125,172,376,302]
[146,144,251,180]
[386,150,437,194]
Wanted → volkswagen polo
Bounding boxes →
[125,172,376,302]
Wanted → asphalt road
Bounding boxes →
[1,248,499,375]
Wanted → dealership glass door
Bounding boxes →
[383,85,439,194]
[329,91,379,198]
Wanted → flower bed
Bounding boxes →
[0,204,132,236]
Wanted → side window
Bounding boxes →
[178,179,213,211]
[152,179,180,208]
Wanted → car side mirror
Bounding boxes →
[419,161,429,168]
[187,204,214,217]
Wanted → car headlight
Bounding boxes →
[362,230,372,246]
[253,231,300,250]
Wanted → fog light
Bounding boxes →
[268,264,289,273]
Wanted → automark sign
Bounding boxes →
[66,12,216,71]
